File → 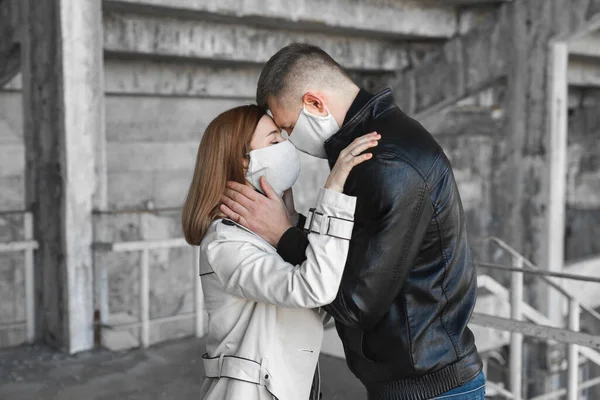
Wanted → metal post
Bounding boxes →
[194,246,203,338]
[140,249,150,347]
[510,255,524,400]
[567,298,580,400]
[24,212,35,343]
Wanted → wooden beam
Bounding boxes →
[103,0,458,40]
[0,0,21,87]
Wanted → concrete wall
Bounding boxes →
[0,87,552,348]
[1,1,599,350]
[2,81,598,350]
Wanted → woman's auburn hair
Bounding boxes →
[182,104,266,245]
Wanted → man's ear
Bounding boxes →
[302,92,328,117]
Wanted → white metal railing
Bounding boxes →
[474,238,600,400]
[0,212,37,343]
[94,238,202,348]
[477,275,600,367]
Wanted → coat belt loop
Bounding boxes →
[259,358,269,386]
[217,354,225,378]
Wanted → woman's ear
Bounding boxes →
[302,92,328,117]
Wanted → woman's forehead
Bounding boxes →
[256,114,277,133]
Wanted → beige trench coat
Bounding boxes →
[198,188,356,400]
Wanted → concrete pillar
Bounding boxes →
[502,1,590,396]
[21,0,104,353]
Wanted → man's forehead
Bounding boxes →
[266,108,284,128]
[267,102,296,126]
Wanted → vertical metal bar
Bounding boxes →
[567,298,580,400]
[94,249,109,334]
[194,246,203,338]
[140,249,150,347]
[24,212,35,343]
[545,41,569,329]
[482,355,488,380]
[510,255,524,400]
[546,40,570,396]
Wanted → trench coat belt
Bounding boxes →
[305,208,353,240]
[202,353,270,386]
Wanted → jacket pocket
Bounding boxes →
[360,331,378,363]
[341,325,377,363]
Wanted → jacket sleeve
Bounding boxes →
[206,188,356,309]
[277,226,310,266]
[323,157,434,329]
[276,214,309,266]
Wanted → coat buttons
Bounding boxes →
[264,374,269,379]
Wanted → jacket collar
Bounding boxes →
[324,88,396,161]
[342,88,374,126]
[222,218,276,250]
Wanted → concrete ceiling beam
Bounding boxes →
[569,30,600,59]
[421,0,511,5]
[569,56,600,87]
[102,0,458,40]
[102,12,415,71]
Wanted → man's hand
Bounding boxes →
[220,177,293,247]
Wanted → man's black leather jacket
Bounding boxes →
[278,88,482,400]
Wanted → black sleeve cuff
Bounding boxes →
[296,213,307,229]
[277,226,309,266]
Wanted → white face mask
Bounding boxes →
[245,140,301,197]
[285,104,340,159]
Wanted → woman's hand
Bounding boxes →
[324,132,380,193]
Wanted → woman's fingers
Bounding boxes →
[340,132,379,157]
[351,152,373,166]
[345,139,379,159]
[324,132,379,192]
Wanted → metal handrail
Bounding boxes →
[94,238,202,348]
[0,212,36,343]
[529,376,600,400]
[477,262,600,283]
[477,275,600,367]
[479,237,600,400]
[486,237,600,323]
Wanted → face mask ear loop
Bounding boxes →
[303,102,333,119]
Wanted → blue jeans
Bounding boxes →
[433,371,486,399]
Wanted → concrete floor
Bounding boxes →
[0,337,367,400]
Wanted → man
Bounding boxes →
[220,44,484,400]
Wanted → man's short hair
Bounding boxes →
[256,43,353,110]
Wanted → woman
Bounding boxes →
[182,105,379,400]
